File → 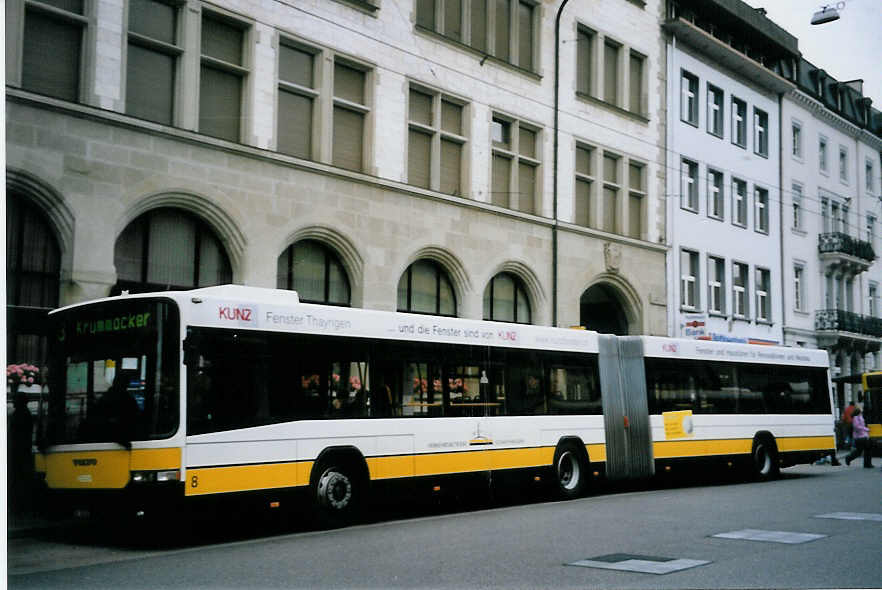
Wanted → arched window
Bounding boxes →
[277,239,351,305]
[6,191,61,365]
[113,207,232,294]
[483,272,531,324]
[397,260,456,316]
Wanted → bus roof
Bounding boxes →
[50,285,830,365]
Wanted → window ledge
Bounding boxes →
[708,214,724,222]
[791,227,807,238]
[709,311,727,319]
[414,26,542,81]
[794,309,810,317]
[756,320,774,326]
[732,315,750,323]
[575,92,649,124]
[707,130,724,140]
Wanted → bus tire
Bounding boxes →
[312,459,362,527]
[553,441,588,499]
[751,435,780,481]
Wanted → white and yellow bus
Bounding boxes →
[39,285,836,525]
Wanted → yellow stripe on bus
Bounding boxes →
[868,424,882,438]
[180,435,834,496]
[654,436,834,459]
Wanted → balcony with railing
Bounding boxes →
[815,309,882,353]
[818,232,875,276]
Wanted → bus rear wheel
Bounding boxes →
[313,461,360,527]
[751,436,780,481]
[553,442,588,499]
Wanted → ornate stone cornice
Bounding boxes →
[788,88,882,151]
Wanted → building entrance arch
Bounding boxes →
[579,283,632,336]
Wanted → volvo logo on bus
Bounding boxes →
[73,458,98,467]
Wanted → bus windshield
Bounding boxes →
[47,298,180,445]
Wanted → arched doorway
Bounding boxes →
[579,283,629,335]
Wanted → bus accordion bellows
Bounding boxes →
[39,285,837,526]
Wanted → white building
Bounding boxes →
[781,58,882,412]
[664,0,797,345]
[5,0,668,371]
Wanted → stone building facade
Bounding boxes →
[6,0,669,370]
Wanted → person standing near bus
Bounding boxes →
[841,400,856,448]
[844,408,873,468]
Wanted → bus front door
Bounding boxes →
[598,335,654,480]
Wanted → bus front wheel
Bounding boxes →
[553,442,588,499]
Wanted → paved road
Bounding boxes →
[7,463,881,589]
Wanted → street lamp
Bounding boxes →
[811,3,843,25]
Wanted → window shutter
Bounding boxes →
[334,62,365,105]
[629,54,643,113]
[470,0,487,52]
[201,15,242,65]
[604,42,619,104]
[517,2,533,70]
[409,90,433,126]
[492,155,511,208]
[126,45,175,125]
[279,44,313,87]
[494,0,510,61]
[441,100,462,135]
[23,11,82,101]
[575,179,592,227]
[408,129,432,189]
[333,107,364,171]
[577,30,593,95]
[440,139,462,195]
[518,162,536,214]
[277,90,312,159]
[199,67,242,141]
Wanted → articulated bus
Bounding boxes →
[860,371,882,448]
[40,285,836,526]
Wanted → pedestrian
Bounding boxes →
[841,400,856,448]
[844,408,873,468]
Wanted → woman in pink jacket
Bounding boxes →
[844,408,874,468]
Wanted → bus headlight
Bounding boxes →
[131,470,180,483]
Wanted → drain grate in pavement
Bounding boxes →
[815,512,882,522]
[566,554,711,575]
[712,529,826,544]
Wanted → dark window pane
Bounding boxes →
[277,90,312,159]
[201,15,243,65]
[279,44,313,87]
[444,0,462,41]
[199,66,242,141]
[332,106,364,172]
[126,44,175,125]
[518,162,535,214]
[334,62,365,105]
[22,10,82,101]
[494,0,510,61]
[470,0,487,52]
[440,139,462,195]
[492,154,511,208]
[35,0,83,13]
[129,0,176,44]
[408,129,432,189]
[517,1,533,70]
[416,0,435,29]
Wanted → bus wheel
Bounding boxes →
[314,462,360,527]
[554,442,588,499]
[751,436,780,481]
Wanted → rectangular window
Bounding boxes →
[576,27,594,96]
[792,183,803,230]
[21,0,87,102]
[794,264,805,312]
[708,256,725,314]
[491,115,541,213]
[628,51,645,116]
[791,121,802,158]
[839,146,848,182]
[680,249,699,309]
[681,158,698,211]
[277,42,317,159]
[416,0,536,72]
[731,97,746,148]
[753,108,768,157]
[754,187,769,233]
[407,86,467,196]
[732,178,747,227]
[126,0,180,125]
[870,284,879,318]
[707,84,723,137]
[819,136,828,172]
[868,215,877,246]
[574,144,594,227]
[867,159,875,193]
[199,13,248,142]
[628,161,645,239]
[603,40,620,106]
[733,261,748,318]
[681,70,698,125]
[602,152,619,233]
[332,60,369,172]
[708,168,724,220]
[756,267,771,322]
